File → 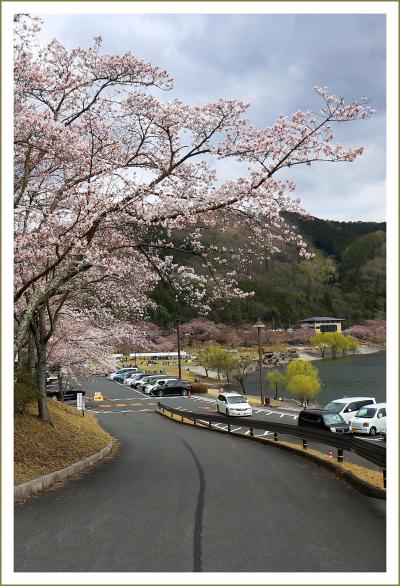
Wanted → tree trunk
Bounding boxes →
[28,332,36,374]
[31,308,53,424]
[36,342,52,423]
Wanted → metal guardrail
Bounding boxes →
[158,402,386,470]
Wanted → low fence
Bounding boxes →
[158,402,386,475]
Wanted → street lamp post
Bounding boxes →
[253,320,266,406]
[176,320,182,379]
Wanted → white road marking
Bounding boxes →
[88,409,144,414]
[107,397,151,402]
[230,427,242,432]
[192,397,215,403]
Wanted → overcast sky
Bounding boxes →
[36,11,386,222]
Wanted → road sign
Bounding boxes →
[77,392,83,409]
[94,392,104,401]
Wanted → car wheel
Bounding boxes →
[158,390,164,397]
[369,427,377,436]
[181,389,188,396]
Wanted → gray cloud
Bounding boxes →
[37,12,386,221]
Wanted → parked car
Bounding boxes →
[107,367,138,380]
[323,397,376,424]
[134,375,170,391]
[143,377,178,395]
[46,385,86,402]
[113,371,139,383]
[298,409,351,433]
[216,392,252,416]
[46,374,58,385]
[349,403,387,436]
[132,375,158,390]
[126,373,154,387]
[151,380,192,397]
[123,371,145,385]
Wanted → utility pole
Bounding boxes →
[176,320,182,380]
[253,320,266,405]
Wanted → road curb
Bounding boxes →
[14,441,114,502]
[158,411,386,500]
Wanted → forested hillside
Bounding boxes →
[148,215,386,330]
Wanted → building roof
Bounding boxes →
[129,351,188,357]
[300,317,345,323]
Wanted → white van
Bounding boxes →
[323,397,376,424]
[349,403,387,436]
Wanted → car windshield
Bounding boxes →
[324,402,343,414]
[356,408,376,418]
[227,396,247,404]
[322,413,345,425]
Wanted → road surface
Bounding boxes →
[14,376,386,572]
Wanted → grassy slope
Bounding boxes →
[14,400,112,485]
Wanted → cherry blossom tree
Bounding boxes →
[179,319,221,344]
[14,15,375,356]
[344,319,386,343]
[14,16,376,422]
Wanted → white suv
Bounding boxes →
[349,403,387,436]
[216,392,252,416]
[323,397,376,424]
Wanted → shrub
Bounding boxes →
[14,369,40,415]
[190,382,209,393]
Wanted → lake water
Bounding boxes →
[227,351,387,406]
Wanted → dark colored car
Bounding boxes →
[298,409,351,433]
[152,380,192,397]
[46,384,85,402]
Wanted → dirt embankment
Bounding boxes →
[14,400,113,485]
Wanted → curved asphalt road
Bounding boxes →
[14,377,386,572]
